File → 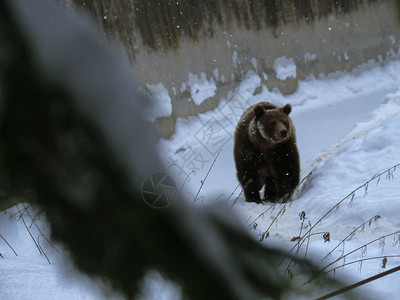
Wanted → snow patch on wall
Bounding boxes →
[180,82,187,93]
[213,68,219,81]
[274,56,297,80]
[232,51,238,68]
[143,83,172,122]
[304,53,316,62]
[262,72,268,80]
[251,57,257,72]
[188,72,217,105]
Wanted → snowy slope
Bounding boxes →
[161,59,400,201]
[160,58,400,299]
[2,57,400,299]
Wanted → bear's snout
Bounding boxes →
[280,129,288,138]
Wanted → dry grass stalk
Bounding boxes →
[282,163,400,268]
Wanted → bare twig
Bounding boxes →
[215,194,224,202]
[15,205,54,263]
[231,189,244,207]
[19,209,42,255]
[247,204,278,229]
[225,182,241,204]
[258,204,287,240]
[308,231,400,283]
[231,178,253,207]
[193,149,221,205]
[0,192,35,213]
[303,220,312,259]
[282,164,400,267]
[179,170,194,193]
[0,234,18,256]
[319,255,400,276]
[22,205,60,253]
[322,215,381,261]
[315,265,400,299]
[38,235,51,264]
[293,171,313,198]
[9,203,33,219]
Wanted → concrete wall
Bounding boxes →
[64,0,400,137]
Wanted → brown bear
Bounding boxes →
[234,102,300,203]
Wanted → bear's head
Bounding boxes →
[249,103,293,148]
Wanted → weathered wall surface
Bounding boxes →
[63,1,400,137]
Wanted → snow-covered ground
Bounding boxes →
[161,57,400,299]
[2,57,400,299]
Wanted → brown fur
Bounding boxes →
[233,102,300,203]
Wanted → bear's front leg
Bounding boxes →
[263,177,277,202]
[243,179,262,203]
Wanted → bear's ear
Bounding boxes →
[254,106,264,119]
[282,104,292,115]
